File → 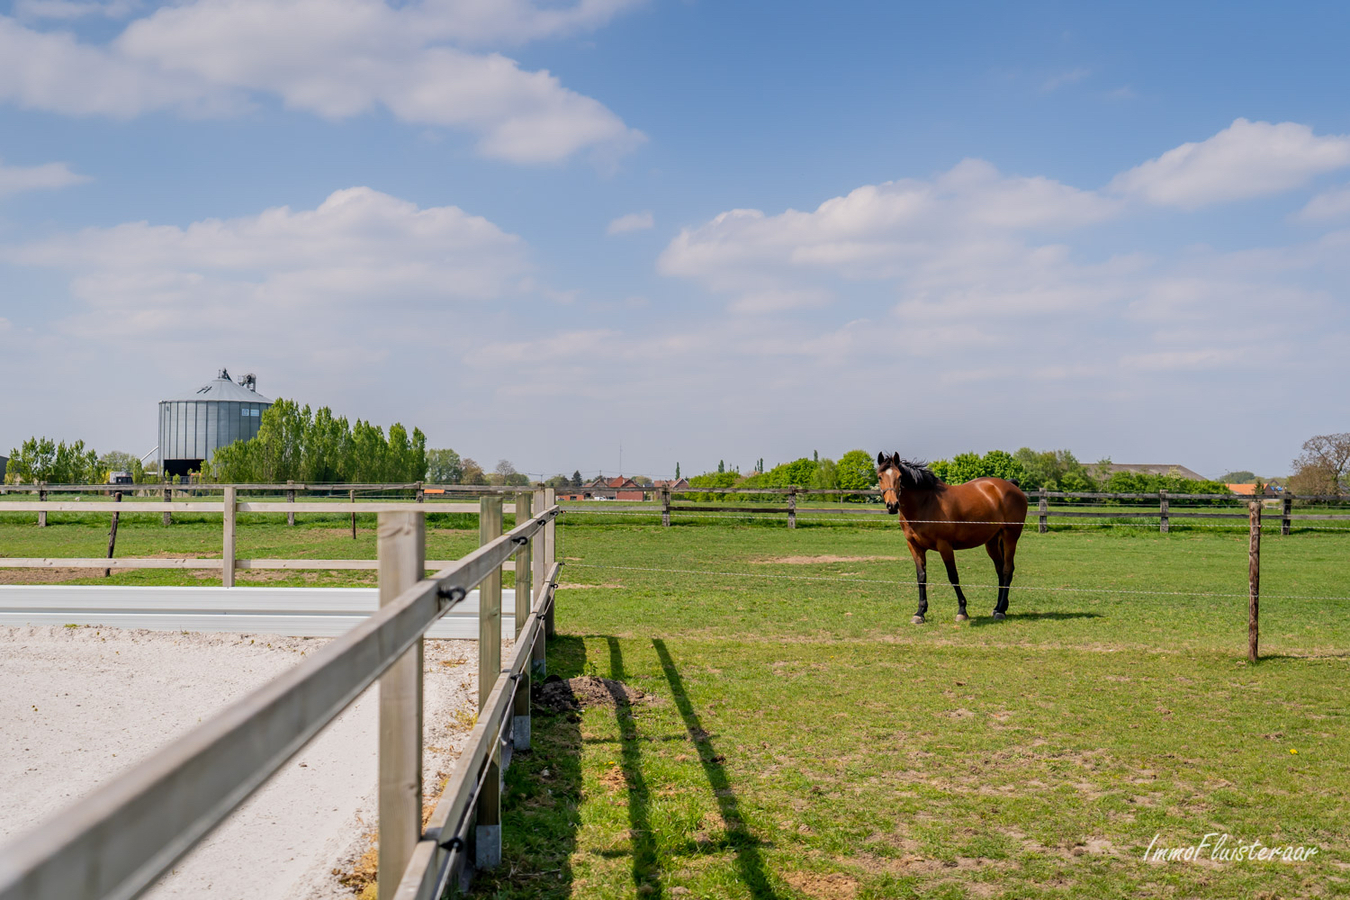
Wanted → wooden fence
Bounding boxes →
[0,489,539,582]
[0,489,562,900]
[574,486,1350,534]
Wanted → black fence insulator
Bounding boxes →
[438,585,467,604]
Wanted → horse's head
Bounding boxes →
[876,451,902,514]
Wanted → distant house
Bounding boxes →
[653,478,691,491]
[0,455,7,482]
[1226,483,1282,496]
[562,476,648,501]
[1107,464,1208,482]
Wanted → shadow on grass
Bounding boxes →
[967,610,1105,627]
[472,634,587,899]
[653,638,783,900]
[605,637,665,897]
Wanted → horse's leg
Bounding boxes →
[984,537,1006,619]
[938,546,968,621]
[909,544,928,624]
[996,527,1022,616]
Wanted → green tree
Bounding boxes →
[1219,470,1258,484]
[836,450,878,492]
[426,448,463,484]
[674,462,680,480]
[927,450,1029,486]
[812,457,838,490]
[208,400,427,483]
[4,437,101,484]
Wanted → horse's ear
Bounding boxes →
[876,452,886,466]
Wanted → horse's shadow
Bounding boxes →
[966,611,1103,627]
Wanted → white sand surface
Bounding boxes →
[0,625,486,899]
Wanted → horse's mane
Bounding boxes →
[896,459,945,491]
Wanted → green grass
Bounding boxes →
[483,520,1348,899]
[0,514,512,587]
[2,515,1347,897]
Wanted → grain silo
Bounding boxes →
[158,369,272,477]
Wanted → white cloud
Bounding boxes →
[659,158,1120,315]
[0,157,89,195]
[1110,118,1350,208]
[0,1,645,163]
[1295,184,1350,222]
[606,210,653,234]
[8,187,530,331]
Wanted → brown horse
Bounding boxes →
[875,452,1027,623]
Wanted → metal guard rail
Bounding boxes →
[0,505,562,900]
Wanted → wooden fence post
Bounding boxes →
[286,480,296,527]
[531,490,547,677]
[415,481,425,504]
[1249,499,1260,663]
[661,486,671,527]
[1038,487,1048,533]
[104,491,122,578]
[513,493,533,752]
[1282,495,1292,536]
[350,489,357,540]
[376,510,426,900]
[514,493,532,640]
[1159,490,1169,534]
[162,484,171,527]
[788,487,797,529]
[476,496,503,869]
[543,488,556,638]
[222,486,236,588]
[38,486,47,527]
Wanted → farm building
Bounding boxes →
[653,478,691,491]
[0,454,7,481]
[561,476,649,501]
[158,369,272,478]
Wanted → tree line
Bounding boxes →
[677,446,1299,496]
[7,428,1347,495]
[201,399,426,483]
[2,438,151,485]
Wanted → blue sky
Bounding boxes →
[2,0,1348,479]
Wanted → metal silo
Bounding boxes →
[158,369,273,477]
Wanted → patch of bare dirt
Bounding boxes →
[0,567,91,584]
[534,675,654,713]
[782,871,858,900]
[752,555,898,565]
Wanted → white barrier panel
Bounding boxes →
[0,585,516,640]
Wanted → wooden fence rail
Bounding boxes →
[558,488,1350,534]
[0,498,537,579]
[0,490,561,900]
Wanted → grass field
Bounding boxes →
[2,514,1348,898]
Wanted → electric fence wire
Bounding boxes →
[551,516,1350,603]
[556,560,1350,602]
[556,507,1350,530]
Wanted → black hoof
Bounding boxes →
[912,615,926,625]
[991,611,1006,620]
